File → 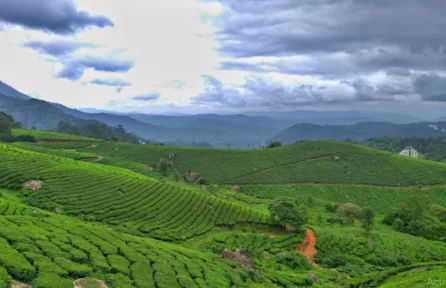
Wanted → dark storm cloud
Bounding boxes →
[210,0,446,105]
[24,40,91,56]
[132,93,160,101]
[91,79,131,87]
[0,0,113,34]
[413,74,446,102]
[215,0,446,58]
[56,57,134,80]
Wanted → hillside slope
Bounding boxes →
[0,144,267,240]
[63,140,446,186]
[0,200,264,288]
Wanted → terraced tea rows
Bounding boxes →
[196,232,303,256]
[0,212,261,288]
[314,226,446,276]
[241,184,446,213]
[12,129,100,142]
[11,142,98,160]
[0,198,36,216]
[70,140,446,186]
[0,145,268,240]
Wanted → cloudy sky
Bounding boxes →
[0,0,445,116]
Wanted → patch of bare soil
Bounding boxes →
[23,180,43,191]
[83,155,104,162]
[221,248,260,279]
[297,229,319,267]
[10,281,32,288]
[74,278,108,288]
[185,173,201,183]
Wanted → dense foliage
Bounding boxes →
[362,136,446,162]
[56,121,140,144]
[269,200,307,230]
[382,192,446,241]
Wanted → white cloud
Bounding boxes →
[0,0,446,117]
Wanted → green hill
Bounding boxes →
[61,140,446,186]
[12,129,101,142]
[3,129,446,287]
[0,144,267,241]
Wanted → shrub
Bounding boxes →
[277,253,311,270]
[321,253,348,268]
[32,273,73,288]
[325,203,339,213]
[392,218,405,231]
[336,203,362,225]
[106,273,134,288]
[266,141,282,149]
[0,266,11,288]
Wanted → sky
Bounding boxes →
[0,0,445,117]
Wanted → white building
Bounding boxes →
[399,146,418,158]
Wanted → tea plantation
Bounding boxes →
[12,129,100,142]
[59,140,446,186]
[2,133,446,287]
[0,203,274,288]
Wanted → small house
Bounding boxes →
[399,146,418,158]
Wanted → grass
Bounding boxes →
[0,144,268,241]
[12,129,101,142]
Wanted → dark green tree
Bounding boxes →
[157,158,169,176]
[266,141,282,148]
[0,111,14,139]
[361,208,375,235]
[269,200,307,230]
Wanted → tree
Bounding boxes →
[336,203,362,225]
[11,121,23,129]
[361,208,375,235]
[269,200,307,230]
[266,141,282,148]
[157,158,169,176]
[0,111,14,139]
[404,190,429,222]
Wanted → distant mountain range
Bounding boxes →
[270,122,446,144]
[1,80,445,147]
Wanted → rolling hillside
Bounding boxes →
[3,129,446,287]
[0,144,268,241]
[58,140,446,186]
[12,129,101,142]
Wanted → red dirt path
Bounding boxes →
[297,229,319,267]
